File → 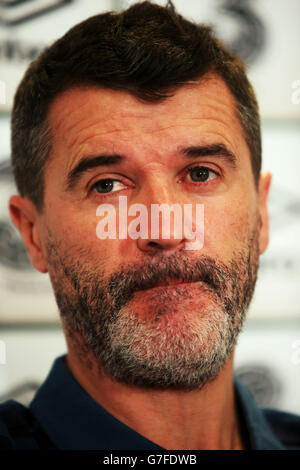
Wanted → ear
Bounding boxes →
[258,172,272,255]
[8,195,48,273]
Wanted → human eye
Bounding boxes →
[185,165,219,184]
[91,178,126,195]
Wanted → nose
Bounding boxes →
[135,183,198,254]
[136,218,186,253]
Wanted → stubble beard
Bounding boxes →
[46,225,260,391]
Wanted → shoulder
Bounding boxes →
[262,407,300,449]
[0,400,55,450]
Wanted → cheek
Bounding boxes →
[44,206,112,267]
[45,200,135,276]
[203,198,257,260]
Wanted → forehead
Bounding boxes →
[46,75,249,168]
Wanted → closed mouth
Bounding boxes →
[137,279,198,292]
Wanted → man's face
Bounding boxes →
[13,76,271,389]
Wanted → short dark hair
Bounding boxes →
[11,0,261,212]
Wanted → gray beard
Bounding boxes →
[46,227,259,391]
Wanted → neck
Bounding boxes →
[65,335,243,450]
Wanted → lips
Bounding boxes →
[136,279,198,292]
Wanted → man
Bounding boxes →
[0,0,299,450]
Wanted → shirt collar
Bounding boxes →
[29,354,284,450]
[233,377,284,449]
[29,355,163,450]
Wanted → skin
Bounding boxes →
[9,75,271,450]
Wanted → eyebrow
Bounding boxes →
[66,154,123,191]
[65,143,237,191]
[181,143,237,167]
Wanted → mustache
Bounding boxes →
[107,253,231,306]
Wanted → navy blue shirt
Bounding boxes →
[0,355,299,450]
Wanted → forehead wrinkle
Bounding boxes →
[188,100,235,118]
[52,84,238,143]
[73,112,236,141]
[64,112,153,151]
[66,119,244,175]
[49,94,93,136]
[69,126,129,156]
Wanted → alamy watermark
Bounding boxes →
[291,80,300,105]
[0,80,6,105]
[96,196,204,250]
[0,340,6,365]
